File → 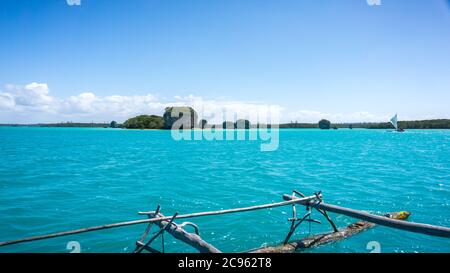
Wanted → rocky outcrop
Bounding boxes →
[163,107,198,129]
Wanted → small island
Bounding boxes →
[122,107,254,130]
[122,115,164,129]
[318,119,331,130]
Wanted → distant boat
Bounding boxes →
[390,114,405,132]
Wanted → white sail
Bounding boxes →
[390,114,398,130]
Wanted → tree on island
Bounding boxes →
[110,121,118,128]
[123,115,164,129]
[235,119,251,129]
[163,107,198,129]
[318,119,331,129]
[199,119,208,129]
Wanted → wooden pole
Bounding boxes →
[283,194,450,239]
[147,212,221,253]
[0,195,318,247]
[250,211,411,253]
[135,212,178,253]
[138,194,318,216]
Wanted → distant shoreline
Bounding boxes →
[1,127,449,130]
[1,119,450,129]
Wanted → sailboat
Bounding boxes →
[390,114,404,132]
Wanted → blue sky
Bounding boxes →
[0,0,449,123]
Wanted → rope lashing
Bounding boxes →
[283,190,321,244]
[283,190,339,244]
[135,212,178,253]
[312,191,338,232]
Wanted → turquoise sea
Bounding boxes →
[0,127,449,253]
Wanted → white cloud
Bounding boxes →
[2,82,58,113]
[0,92,15,110]
[0,83,283,124]
[66,0,81,6]
[59,92,165,119]
[1,82,393,124]
[169,95,283,124]
[366,0,381,6]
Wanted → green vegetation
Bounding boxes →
[255,123,272,129]
[37,122,110,128]
[318,119,331,129]
[332,119,450,129]
[279,119,450,129]
[4,106,449,130]
[279,122,317,129]
[371,119,450,129]
[399,120,450,129]
[123,107,202,130]
[123,115,164,129]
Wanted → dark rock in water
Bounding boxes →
[163,107,198,129]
